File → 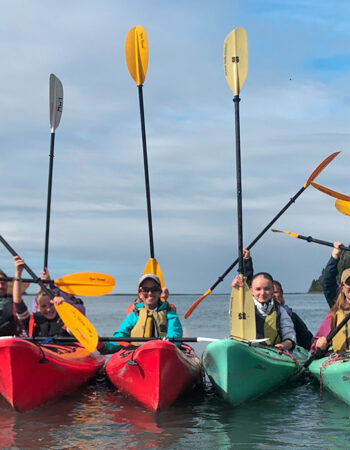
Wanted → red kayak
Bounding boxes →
[105,340,202,411]
[0,337,105,412]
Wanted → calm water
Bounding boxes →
[2,293,350,449]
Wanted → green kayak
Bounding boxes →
[308,352,350,405]
[203,338,309,405]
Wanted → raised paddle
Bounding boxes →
[184,151,340,319]
[0,235,98,352]
[311,182,350,202]
[0,272,115,296]
[44,74,63,270]
[125,25,164,283]
[271,229,350,251]
[223,27,255,340]
[304,313,350,370]
[335,198,350,216]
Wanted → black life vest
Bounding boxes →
[29,312,68,338]
[0,295,17,336]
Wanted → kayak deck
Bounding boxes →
[308,352,350,405]
[203,338,308,405]
[0,337,105,412]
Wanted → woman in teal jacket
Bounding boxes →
[101,274,183,354]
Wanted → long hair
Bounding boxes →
[330,283,350,328]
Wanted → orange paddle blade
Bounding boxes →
[304,151,340,187]
[125,25,149,85]
[143,258,165,288]
[311,182,350,202]
[54,272,115,297]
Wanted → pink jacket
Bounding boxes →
[310,312,332,354]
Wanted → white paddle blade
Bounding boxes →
[49,74,63,131]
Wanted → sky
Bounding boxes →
[0,0,350,296]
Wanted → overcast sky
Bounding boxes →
[0,0,349,296]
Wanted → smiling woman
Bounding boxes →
[100,273,183,354]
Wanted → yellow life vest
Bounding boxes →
[256,302,281,345]
[332,310,350,352]
[130,307,168,346]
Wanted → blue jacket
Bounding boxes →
[102,301,183,354]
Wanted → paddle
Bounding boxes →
[17,336,269,344]
[223,27,255,340]
[335,198,350,216]
[184,151,340,319]
[44,74,63,270]
[311,182,350,202]
[0,235,98,352]
[304,312,350,370]
[0,272,115,296]
[271,229,350,252]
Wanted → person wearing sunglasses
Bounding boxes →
[101,274,183,354]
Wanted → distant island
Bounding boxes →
[308,246,350,293]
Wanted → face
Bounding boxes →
[250,275,274,304]
[341,283,350,303]
[273,283,284,305]
[138,280,161,310]
[36,295,57,319]
[0,279,7,297]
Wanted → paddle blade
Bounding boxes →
[335,198,350,216]
[311,182,350,202]
[143,258,165,288]
[271,228,299,239]
[54,272,115,297]
[49,74,63,131]
[184,289,212,319]
[7,281,30,295]
[304,151,340,187]
[224,27,248,95]
[125,25,149,85]
[229,280,256,340]
[55,302,98,352]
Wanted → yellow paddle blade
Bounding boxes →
[54,272,115,297]
[229,278,256,340]
[125,25,149,85]
[271,228,299,239]
[335,198,350,216]
[143,258,165,288]
[311,182,350,202]
[224,27,248,95]
[7,281,30,295]
[55,302,98,352]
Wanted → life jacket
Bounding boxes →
[255,300,282,345]
[0,295,18,336]
[332,310,350,352]
[130,303,170,345]
[28,312,67,338]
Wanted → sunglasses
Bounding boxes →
[139,286,161,293]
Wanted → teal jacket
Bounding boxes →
[102,301,183,354]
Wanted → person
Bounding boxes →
[101,273,183,354]
[13,256,70,337]
[311,263,350,354]
[125,284,173,315]
[273,280,313,350]
[31,267,86,316]
[322,241,346,308]
[232,271,296,350]
[0,259,22,336]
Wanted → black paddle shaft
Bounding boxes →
[234,95,244,275]
[138,84,155,258]
[210,184,306,289]
[0,235,53,299]
[44,131,55,269]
